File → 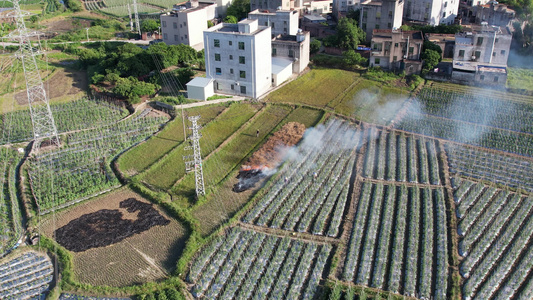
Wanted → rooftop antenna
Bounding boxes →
[183,116,205,197]
[5,0,59,150]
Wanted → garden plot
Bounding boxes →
[447,144,533,193]
[0,148,24,256]
[360,125,442,185]
[396,86,533,157]
[187,227,331,300]
[452,179,533,300]
[243,118,359,237]
[0,251,54,299]
[342,182,448,300]
[0,97,128,145]
[28,112,167,213]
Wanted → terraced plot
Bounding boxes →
[453,179,533,300]
[187,227,332,300]
[243,119,359,237]
[342,182,448,300]
[0,251,54,299]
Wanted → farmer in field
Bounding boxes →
[256,129,260,137]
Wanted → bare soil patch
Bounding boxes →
[40,188,188,287]
[40,17,91,33]
[15,69,88,105]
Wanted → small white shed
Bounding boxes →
[186,77,214,101]
[271,57,293,87]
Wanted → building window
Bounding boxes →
[289,50,294,57]
[373,43,383,51]
[239,42,245,50]
[480,75,485,80]
[180,24,182,28]
[409,47,414,54]
[362,23,367,31]
[231,84,234,90]
[162,21,167,27]
[183,22,186,26]
[163,33,168,40]
[230,68,234,74]
[272,48,277,56]
[444,1,447,7]
[493,51,496,56]
[216,82,220,90]
[459,50,465,57]
[443,12,446,18]
[389,11,393,18]
[393,56,397,62]
[363,11,367,19]
[181,36,183,40]
[173,22,177,29]
[214,39,220,47]
[215,53,221,61]
[475,50,481,59]
[495,38,499,43]
[477,37,484,45]
[240,86,246,94]
[240,70,246,78]
[174,35,178,41]
[185,34,187,39]
[376,12,381,18]
[501,50,506,55]
[494,76,499,82]
[388,23,392,29]
[229,41,233,46]
[230,55,233,60]
[216,68,222,75]
[239,56,245,64]
[375,24,380,29]
[272,23,275,29]
[375,58,381,65]
[284,21,287,24]
[394,43,398,47]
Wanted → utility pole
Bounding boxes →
[85,27,89,42]
[127,4,133,32]
[183,116,205,197]
[7,0,59,150]
[132,0,141,36]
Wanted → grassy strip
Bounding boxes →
[117,104,227,176]
[171,104,292,198]
[278,105,324,128]
[332,79,409,124]
[507,67,533,93]
[264,68,359,108]
[139,102,259,190]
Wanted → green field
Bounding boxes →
[139,102,260,190]
[507,67,533,93]
[265,69,360,107]
[117,105,226,176]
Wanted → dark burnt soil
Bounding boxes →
[233,169,267,192]
[55,198,170,252]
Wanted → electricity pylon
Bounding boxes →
[183,116,205,197]
[127,4,133,32]
[6,0,59,150]
[132,0,141,36]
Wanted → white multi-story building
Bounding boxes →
[452,25,512,85]
[203,19,272,98]
[160,1,216,50]
[248,9,299,36]
[403,0,459,25]
[360,0,404,41]
[250,0,304,12]
[332,0,358,18]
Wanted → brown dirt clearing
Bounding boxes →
[40,188,188,287]
[15,69,87,105]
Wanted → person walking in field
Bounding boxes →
[256,129,259,137]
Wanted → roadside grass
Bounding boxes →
[189,105,323,236]
[264,68,359,107]
[138,102,260,190]
[332,79,409,124]
[507,67,533,92]
[117,104,227,176]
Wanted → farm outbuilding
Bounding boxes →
[186,77,214,101]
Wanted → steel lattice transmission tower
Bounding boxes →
[6,0,59,149]
[127,4,134,32]
[132,0,141,36]
[183,116,205,196]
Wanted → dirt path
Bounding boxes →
[236,222,339,245]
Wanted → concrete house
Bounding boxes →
[248,9,299,36]
[160,0,216,50]
[250,0,304,12]
[369,29,424,74]
[472,1,515,27]
[332,0,358,19]
[403,0,459,25]
[359,0,404,41]
[452,24,511,85]
[202,19,273,99]
[272,30,311,75]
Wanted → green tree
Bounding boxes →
[335,17,366,50]
[224,15,238,23]
[207,20,214,28]
[343,49,367,65]
[423,40,442,55]
[141,19,160,33]
[165,288,182,300]
[29,15,39,23]
[64,0,82,12]
[421,49,441,73]
[226,0,250,20]
[310,39,321,54]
